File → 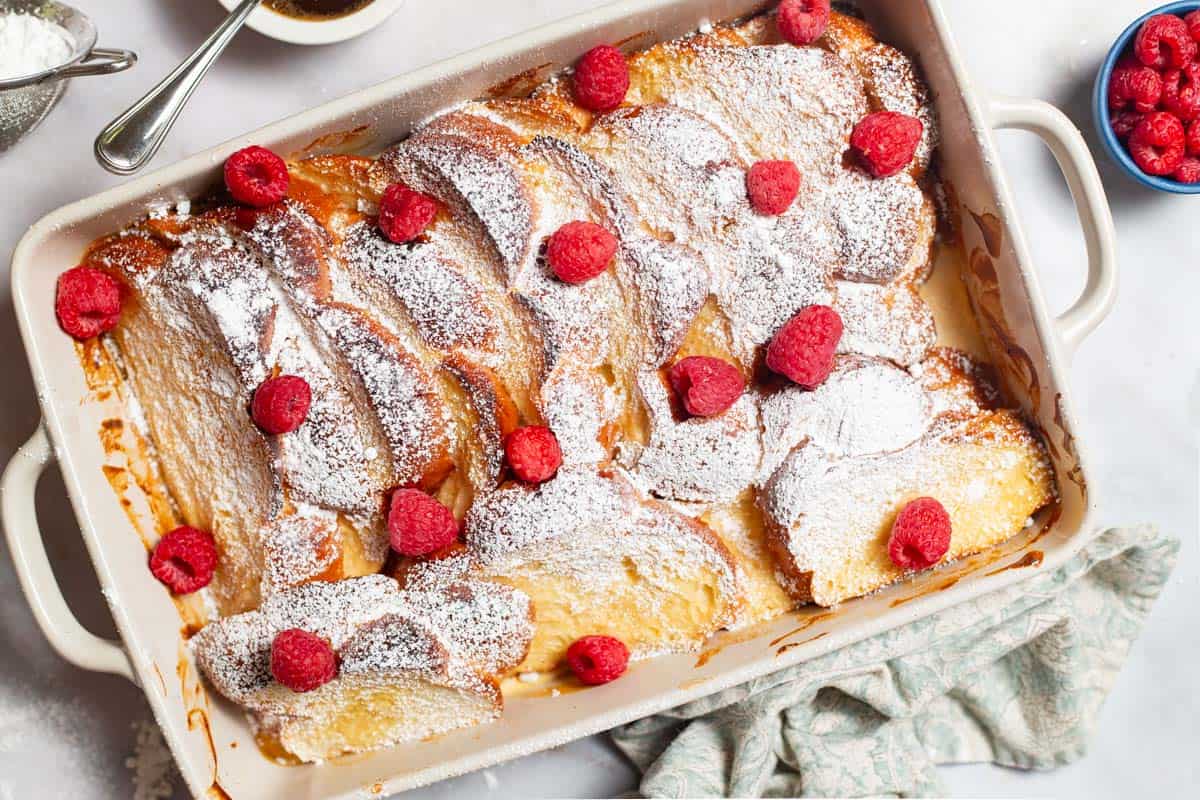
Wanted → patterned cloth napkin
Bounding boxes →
[610,526,1178,798]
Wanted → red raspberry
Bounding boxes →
[55,266,123,340]
[1129,111,1187,175]
[776,0,831,46]
[565,635,629,685]
[149,526,218,594]
[1162,63,1200,122]
[850,111,924,178]
[1187,10,1200,43]
[572,45,629,113]
[251,375,312,435]
[271,629,338,693]
[1173,156,1200,183]
[765,305,843,389]
[1188,119,1200,156]
[1107,60,1162,113]
[504,426,562,484]
[224,146,290,208]
[746,160,801,215]
[667,356,746,417]
[1111,110,1144,142]
[1134,14,1196,69]
[378,183,438,244]
[887,496,951,571]
[387,488,458,557]
[545,220,617,284]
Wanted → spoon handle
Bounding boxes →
[95,0,263,175]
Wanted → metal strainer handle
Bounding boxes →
[56,47,137,79]
[93,0,262,175]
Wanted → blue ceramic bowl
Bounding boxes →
[1093,0,1200,194]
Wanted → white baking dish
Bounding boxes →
[2,1,1116,797]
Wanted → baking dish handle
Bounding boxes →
[1,423,136,682]
[986,95,1118,361]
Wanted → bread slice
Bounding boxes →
[817,12,940,178]
[403,467,744,672]
[761,409,1054,607]
[192,574,532,762]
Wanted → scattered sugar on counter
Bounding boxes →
[126,719,176,800]
[0,13,74,81]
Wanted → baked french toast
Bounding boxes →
[65,3,1058,763]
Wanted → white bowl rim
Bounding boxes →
[216,0,405,45]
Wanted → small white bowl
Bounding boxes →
[217,0,404,45]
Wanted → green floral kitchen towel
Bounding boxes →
[610,525,1178,798]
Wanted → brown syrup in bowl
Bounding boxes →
[264,0,374,20]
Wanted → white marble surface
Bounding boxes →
[0,1,1196,798]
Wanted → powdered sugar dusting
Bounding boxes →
[835,280,936,366]
[158,231,275,389]
[313,303,447,486]
[126,719,175,800]
[260,508,340,595]
[539,365,616,466]
[830,168,930,283]
[339,222,496,351]
[758,357,932,480]
[619,237,711,366]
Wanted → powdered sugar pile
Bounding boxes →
[758,357,932,480]
[0,13,73,80]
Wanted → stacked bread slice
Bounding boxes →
[193,575,532,761]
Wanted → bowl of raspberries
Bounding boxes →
[1095,1,1200,192]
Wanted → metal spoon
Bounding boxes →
[94,0,263,175]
